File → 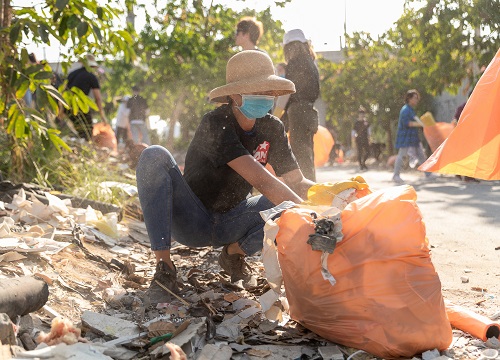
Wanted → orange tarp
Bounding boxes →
[423,122,455,153]
[419,48,500,180]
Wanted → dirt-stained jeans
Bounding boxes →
[136,145,273,255]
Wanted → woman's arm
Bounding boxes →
[228,155,303,204]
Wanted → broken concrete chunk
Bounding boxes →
[82,311,140,339]
[0,313,16,345]
[422,348,442,360]
[158,318,206,357]
[318,345,344,360]
[198,344,233,359]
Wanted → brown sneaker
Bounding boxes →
[218,245,257,287]
[147,261,179,305]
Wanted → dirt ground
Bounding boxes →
[1,159,499,359]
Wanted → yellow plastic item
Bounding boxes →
[306,176,371,206]
[275,185,452,358]
[420,111,436,127]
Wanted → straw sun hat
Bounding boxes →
[209,50,295,104]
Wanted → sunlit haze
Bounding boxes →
[19,0,406,61]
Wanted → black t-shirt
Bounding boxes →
[286,54,320,105]
[67,67,100,95]
[353,120,370,143]
[127,95,148,121]
[183,104,298,213]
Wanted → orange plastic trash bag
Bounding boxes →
[92,122,118,153]
[424,122,455,152]
[419,47,500,180]
[275,185,452,358]
[313,125,334,168]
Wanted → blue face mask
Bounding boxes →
[237,95,275,119]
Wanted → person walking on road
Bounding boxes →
[282,29,320,181]
[353,106,370,171]
[127,85,150,145]
[136,50,315,304]
[392,89,434,184]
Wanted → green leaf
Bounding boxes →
[42,84,69,108]
[16,80,30,99]
[59,15,68,37]
[67,14,80,29]
[9,22,21,44]
[55,0,69,11]
[48,130,72,153]
[34,71,55,80]
[97,6,103,19]
[24,107,47,124]
[25,64,44,76]
[15,115,27,138]
[92,25,102,42]
[38,23,50,43]
[77,21,89,37]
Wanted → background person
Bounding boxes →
[392,89,435,184]
[235,16,264,51]
[353,105,370,171]
[115,95,131,145]
[62,54,108,140]
[136,50,315,304]
[282,29,320,181]
[127,85,150,145]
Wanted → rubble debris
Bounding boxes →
[82,311,140,339]
[0,313,16,345]
[460,276,469,283]
[0,276,49,320]
[318,345,344,360]
[37,317,85,345]
[422,348,442,360]
[197,343,232,359]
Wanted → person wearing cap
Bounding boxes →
[235,16,264,51]
[127,85,150,145]
[353,106,371,171]
[282,29,320,181]
[136,50,315,304]
[61,54,108,140]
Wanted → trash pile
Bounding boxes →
[0,181,499,359]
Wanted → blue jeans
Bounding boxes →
[136,145,273,255]
[393,144,431,178]
[131,122,150,145]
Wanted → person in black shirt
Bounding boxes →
[282,29,320,181]
[136,50,316,304]
[127,85,150,145]
[61,54,108,140]
[353,106,371,170]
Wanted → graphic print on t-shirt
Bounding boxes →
[253,141,270,164]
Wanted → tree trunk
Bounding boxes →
[0,277,49,320]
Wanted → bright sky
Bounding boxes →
[23,0,406,61]
[214,0,407,52]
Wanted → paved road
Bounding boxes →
[316,162,500,313]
